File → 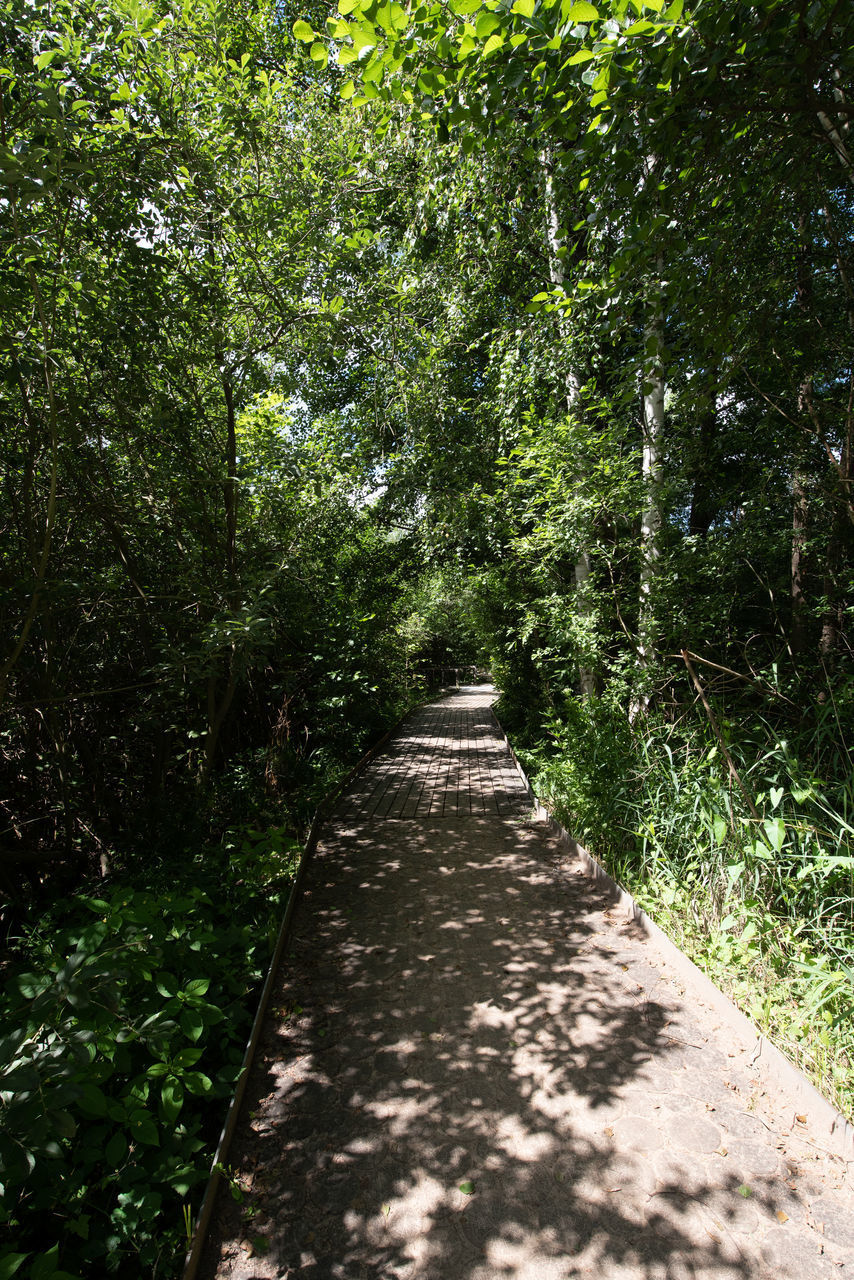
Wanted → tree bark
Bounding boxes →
[638,262,665,672]
[791,469,808,656]
[542,148,595,699]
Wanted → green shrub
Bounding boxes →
[0,826,298,1280]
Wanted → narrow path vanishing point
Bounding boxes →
[202,687,854,1280]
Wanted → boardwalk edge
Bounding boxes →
[493,705,854,1168]
[181,692,437,1280]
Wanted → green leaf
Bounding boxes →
[104,1131,128,1167]
[450,0,481,12]
[310,42,329,66]
[184,1071,214,1096]
[292,20,316,41]
[459,1180,475,1195]
[0,1255,29,1280]
[52,1111,77,1140]
[184,977,210,998]
[565,1,598,19]
[175,1045,203,1068]
[160,1078,184,1125]
[512,0,536,16]
[712,815,727,845]
[180,1007,205,1041]
[76,1083,108,1117]
[129,1108,160,1146]
[475,12,502,38]
[482,33,504,56]
[14,972,48,999]
[155,973,178,998]
[762,817,786,853]
[30,1247,59,1280]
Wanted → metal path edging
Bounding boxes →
[181,694,434,1280]
[490,701,854,1167]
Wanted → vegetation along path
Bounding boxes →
[202,688,854,1280]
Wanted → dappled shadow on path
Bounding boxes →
[202,817,833,1280]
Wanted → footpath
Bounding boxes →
[201,687,854,1280]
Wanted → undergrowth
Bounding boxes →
[510,691,854,1123]
[0,819,298,1280]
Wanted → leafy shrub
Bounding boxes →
[0,826,298,1280]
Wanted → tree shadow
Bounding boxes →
[200,815,832,1280]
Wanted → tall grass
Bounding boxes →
[516,692,854,1120]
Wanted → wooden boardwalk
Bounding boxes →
[337,690,530,821]
[202,687,854,1280]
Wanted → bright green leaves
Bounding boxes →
[563,0,598,19]
[475,11,502,39]
[292,20,329,66]
[376,2,409,34]
[35,48,61,71]
[512,0,537,17]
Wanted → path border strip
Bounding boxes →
[491,703,854,1167]
[181,691,437,1280]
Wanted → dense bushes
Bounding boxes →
[0,821,299,1278]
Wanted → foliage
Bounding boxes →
[513,684,854,1118]
[0,822,298,1278]
[4,0,854,1268]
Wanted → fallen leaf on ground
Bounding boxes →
[459,1181,475,1195]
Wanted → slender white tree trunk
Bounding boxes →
[542,148,596,698]
[638,261,665,671]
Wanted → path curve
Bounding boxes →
[201,687,853,1280]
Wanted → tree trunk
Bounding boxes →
[791,469,808,656]
[542,148,595,699]
[689,390,717,538]
[638,264,665,672]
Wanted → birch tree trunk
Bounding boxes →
[638,260,665,673]
[542,148,596,699]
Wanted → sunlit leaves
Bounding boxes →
[475,11,502,38]
[562,0,598,19]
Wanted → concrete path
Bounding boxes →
[202,688,854,1280]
